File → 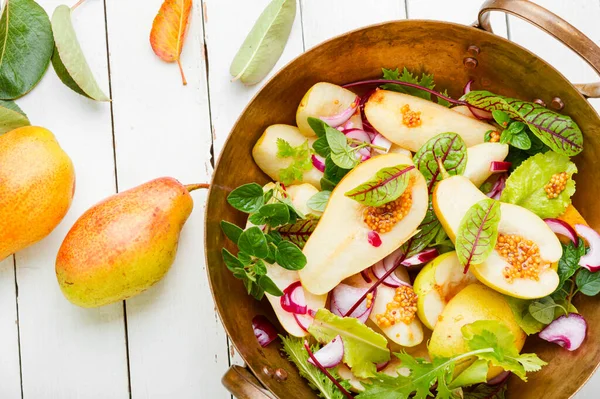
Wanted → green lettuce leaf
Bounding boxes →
[500,151,577,219]
[309,309,390,378]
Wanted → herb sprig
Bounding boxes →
[276,138,313,185]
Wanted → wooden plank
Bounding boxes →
[14,1,129,398]
[0,257,21,398]
[104,0,230,397]
[301,0,407,50]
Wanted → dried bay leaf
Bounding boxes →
[0,0,54,99]
[0,100,30,134]
[230,0,296,85]
[51,4,110,101]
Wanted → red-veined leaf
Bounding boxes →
[414,133,467,193]
[275,217,318,249]
[344,165,414,207]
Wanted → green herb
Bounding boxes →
[0,0,54,100]
[463,381,507,399]
[325,127,358,169]
[307,190,331,212]
[0,100,30,134]
[528,296,566,324]
[321,155,351,191]
[461,91,583,156]
[275,240,307,270]
[448,359,489,389]
[227,183,265,213]
[275,217,318,249]
[309,309,390,378]
[455,199,501,273]
[238,226,269,258]
[413,133,467,192]
[51,5,110,101]
[229,0,296,85]
[248,203,290,228]
[555,240,586,292]
[345,164,414,207]
[492,110,511,128]
[221,247,282,299]
[381,67,449,106]
[499,122,531,150]
[220,221,244,243]
[276,138,313,185]
[280,335,351,399]
[576,269,600,296]
[402,207,445,258]
[500,151,577,219]
[505,296,546,335]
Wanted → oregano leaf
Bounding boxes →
[345,165,414,207]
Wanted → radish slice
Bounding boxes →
[489,161,511,173]
[252,315,278,348]
[402,248,439,266]
[463,80,493,120]
[312,154,326,172]
[575,224,600,271]
[372,134,392,154]
[319,96,360,127]
[376,360,390,372]
[368,231,382,247]
[330,283,376,323]
[294,313,313,332]
[280,281,307,315]
[307,335,344,368]
[539,313,587,351]
[544,218,578,245]
[488,370,511,385]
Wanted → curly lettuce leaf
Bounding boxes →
[500,151,577,218]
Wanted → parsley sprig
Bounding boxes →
[276,138,313,186]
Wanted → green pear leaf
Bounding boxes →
[51,5,109,101]
[0,0,54,99]
[0,100,30,134]
[229,0,296,85]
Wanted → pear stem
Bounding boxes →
[185,183,210,192]
[177,59,188,86]
[72,0,86,10]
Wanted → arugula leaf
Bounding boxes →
[500,151,577,219]
[463,382,507,399]
[275,240,307,270]
[345,165,414,207]
[238,227,269,258]
[308,190,331,212]
[461,91,583,156]
[455,199,501,273]
[280,335,351,399]
[277,138,313,185]
[220,221,243,244]
[309,309,390,378]
[505,296,546,335]
[275,217,318,249]
[227,183,265,213]
[576,269,600,296]
[555,240,586,292]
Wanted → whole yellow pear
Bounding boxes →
[56,177,203,307]
[0,126,75,261]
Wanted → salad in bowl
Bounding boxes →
[219,68,596,398]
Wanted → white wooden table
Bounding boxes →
[1,0,599,397]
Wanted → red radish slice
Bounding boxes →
[368,231,382,247]
[487,370,511,385]
[319,96,360,127]
[463,80,493,120]
[294,313,313,332]
[402,248,439,266]
[330,283,376,323]
[539,313,587,351]
[280,281,307,315]
[489,161,511,173]
[312,154,326,172]
[252,315,278,347]
[376,360,390,372]
[372,134,392,154]
[307,335,344,368]
[544,219,578,245]
[575,224,600,271]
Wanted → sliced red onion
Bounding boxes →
[487,370,511,385]
[376,360,390,372]
[463,80,493,120]
[357,147,371,161]
[486,174,506,200]
[319,96,360,127]
[489,161,511,173]
[544,218,578,245]
[252,315,278,348]
[361,269,373,283]
[307,335,344,368]
[340,110,363,131]
[280,281,307,315]
[330,283,376,323]
[344,128,372,144]
[368,231,382,247]
[575,224,600,271]
[539,313,587,351]
[294,313,313,332]
[402,248,439,267]
[311,154,325,172]
[304,341,354,399]
[372,260,410,288]
[372,134,392,154]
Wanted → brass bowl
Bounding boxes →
[205,1,600,397]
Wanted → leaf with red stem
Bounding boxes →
[345,164,414,207]
[275,217,318,249]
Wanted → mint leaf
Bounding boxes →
[238,227,269,258]
[244,279,264,300]
[313,136,330,157]
[322,154,351,190]
[307,190,331,212]
[253,203,290,228]
[576,269,600,296]
[220,221,243,244]
[253,259,267,275]
[275,240,307,270]
[221,248,243,272]
[331,149,357,169]
[258,275,283,296]
[555,240,586,292]
[345,164,414,207]
[227,183,265,213]
[326,127,348,154]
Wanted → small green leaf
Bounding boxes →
[449,359,489,389]
[345,164,414,207]
[307,117,328,138]
[51,5,109,101]
[307,190,331,212]
[230,0,296,85]
[321,154,351,190]
[576,269,600,296]
[528,297,557,324]
[463,382,507,399]
[484,130,494,143]
[253,259,268,276]
[227,183,265,213]
[222,248,243,272]
[555,240,586,292]
[238,227,269,258]
[505,296,546,335]
[256,203,290,228]
[258,275,283,296]
[455,199,501,273]
[276,139,313,185]
[238,252,252,266]
[275,240,307,270]
[510,130,532,150]
[492,110,510,127]
[331,150,357,169]
[313,136,330,158]
[244,279,265,300]
[220,221,243,244]
[0,100,30,134]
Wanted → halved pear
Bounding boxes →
[286,183,322,217]
[252,124,323,189]
[296,82,358,136]
[364,90,492,152]
[463,143,509,187]
[300,153,428,295]
[429,284,526,380]
[433,175,561,299]
[413,251,478,330]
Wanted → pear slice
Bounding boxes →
[433,175,561,299]
[413,251,479,330]
[296,82,358,136]
[286,183,322,217]
[300,153,428,295]
[463,143,509,187]
[364,90,492,152]
[252,124,323,189]
[451,105,477,118]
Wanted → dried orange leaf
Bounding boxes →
[150,0,192,85]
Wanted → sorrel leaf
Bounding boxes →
[414,133,467,193]
[0,100,30,134]
[456,199,501,273]
[0,0,54,99]
[275,217,318,249]
[344,164,414,207]
[461,91,583,156]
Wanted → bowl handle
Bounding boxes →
[477,0,600,98]
[222,365,276,399]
